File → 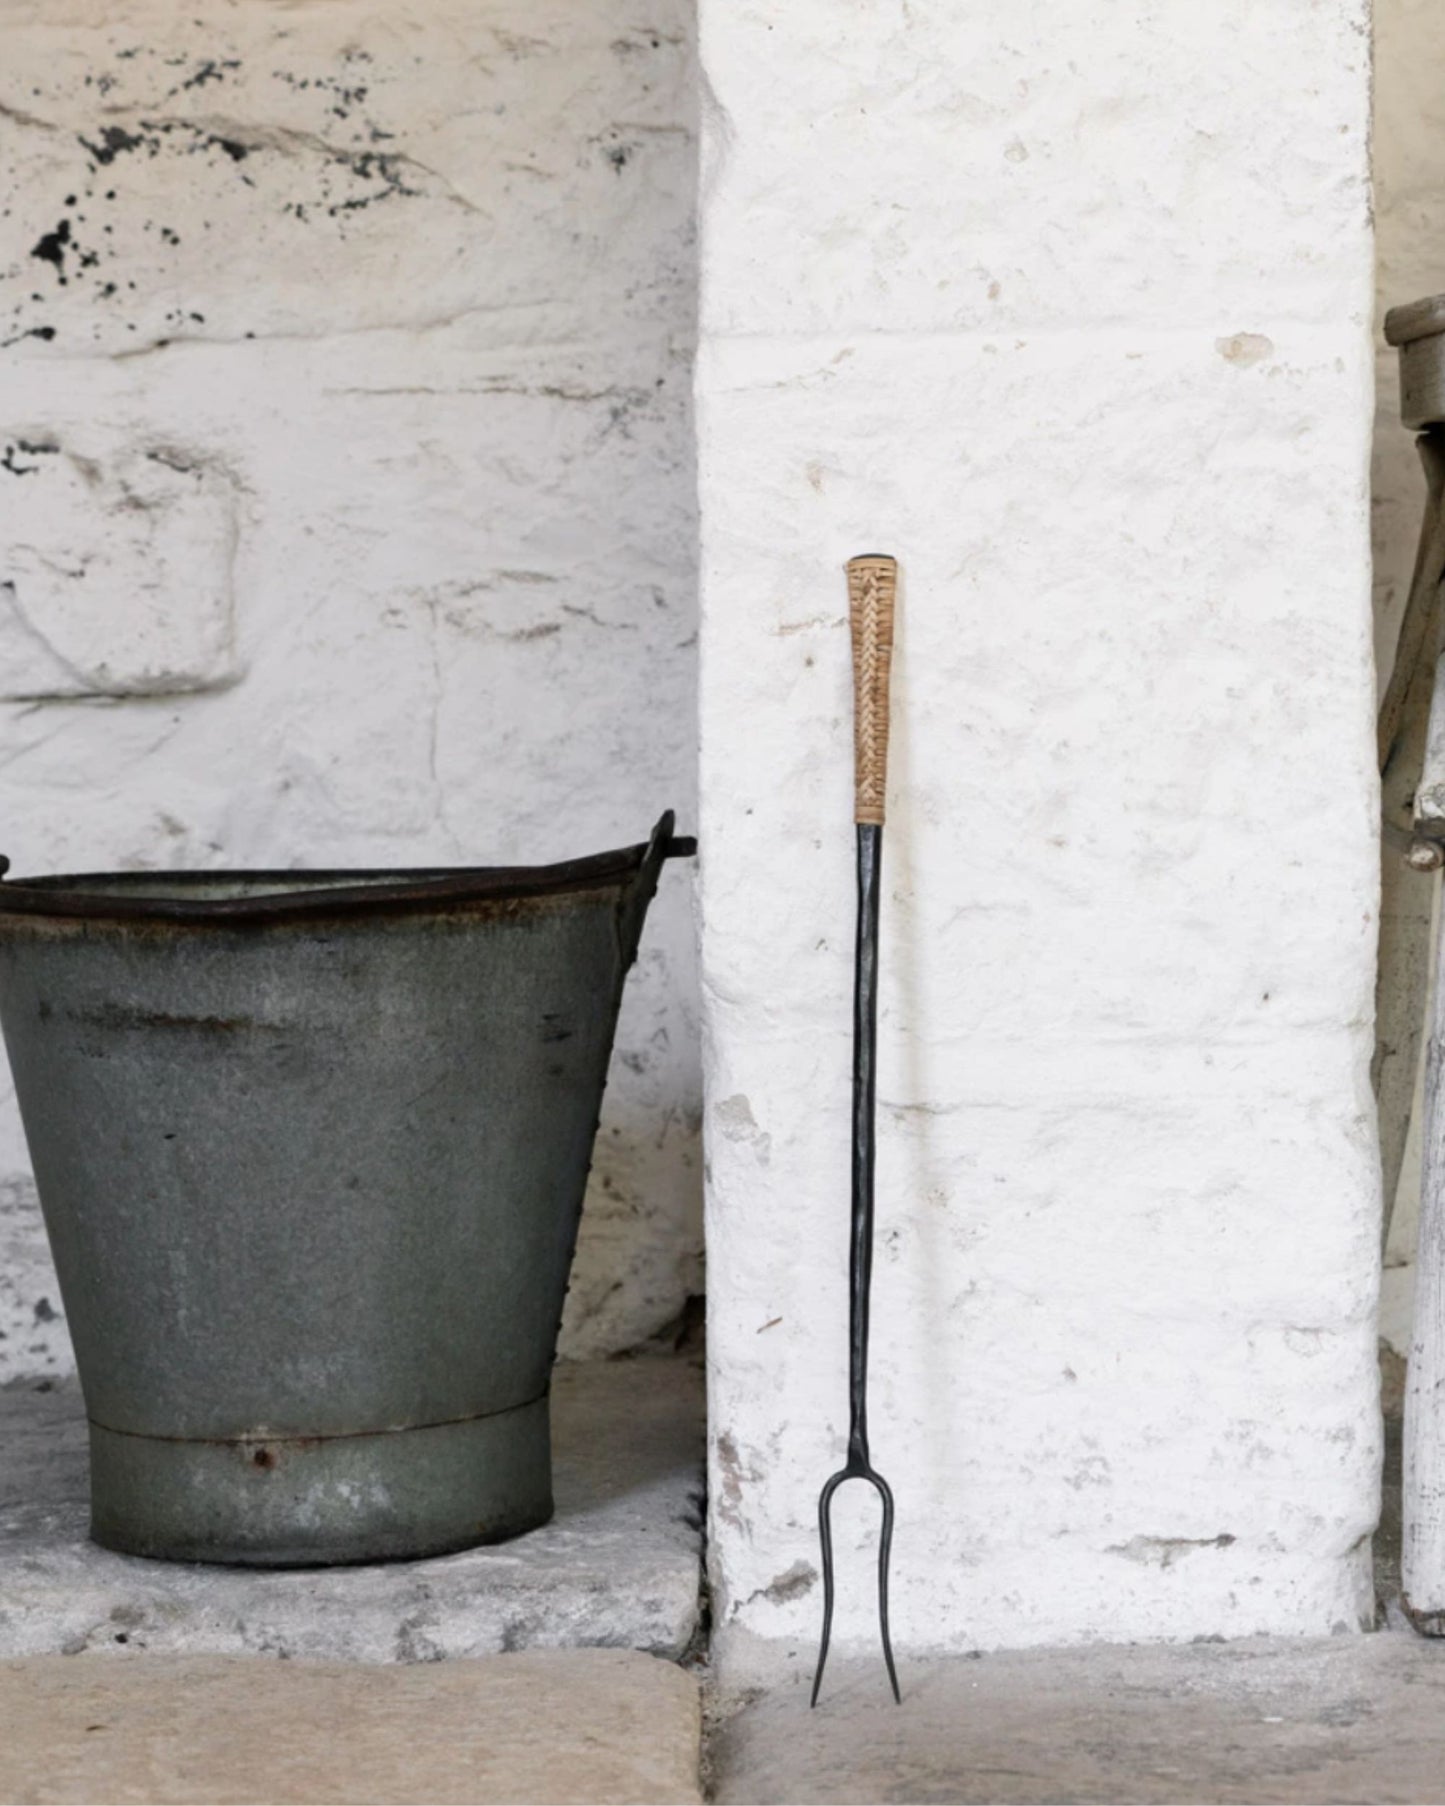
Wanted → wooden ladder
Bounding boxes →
[1382,293,1445,1632]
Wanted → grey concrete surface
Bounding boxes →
[708,1635,1445,1804]
[0,1357,704,1663]
[0,1649,702,1805]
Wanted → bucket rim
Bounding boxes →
[0,814,695,927]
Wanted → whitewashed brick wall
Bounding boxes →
[699,0,1381,1661]
[0,0,700,1376]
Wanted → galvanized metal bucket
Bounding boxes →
[0,813,691,1566]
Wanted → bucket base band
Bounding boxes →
[87,1394,553,1567]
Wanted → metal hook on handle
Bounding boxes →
[614,811,697,973]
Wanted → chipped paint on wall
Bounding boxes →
[0,0,700,1374]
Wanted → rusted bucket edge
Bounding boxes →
[0,814,695,928]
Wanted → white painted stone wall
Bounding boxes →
[700,0,1380,1659]
[1373,0,1445,1354]
[0,0,700,1379]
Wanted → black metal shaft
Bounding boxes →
[848,822,881,1467]
[811,820,899,1708]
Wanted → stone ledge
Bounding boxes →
[709,1635,1445,1805]
[0,1358,703,1663]
[0,1648,701,1805]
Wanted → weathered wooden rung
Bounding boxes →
[1387,294,1445,432]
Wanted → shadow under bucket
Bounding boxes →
[0,812,692,1567]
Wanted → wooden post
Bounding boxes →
[1407,848,1445,1630]
[1386,295,1445,1630]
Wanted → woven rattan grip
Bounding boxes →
[848,554,898,825]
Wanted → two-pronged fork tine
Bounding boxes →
[811,1463,900,1708]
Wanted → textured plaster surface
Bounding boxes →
[0,0,700,1375]
[709,1637,1445,1806]
[0,1357,705,1662]
[698,2,1380,1658]
[1374,0,1445,1347]
[0,1650,702,1805]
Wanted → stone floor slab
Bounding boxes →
[0,1358,703,1662]
[709,1634,1445,1804]
[0,1648,701,1805]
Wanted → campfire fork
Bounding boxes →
[811,553,901,1709]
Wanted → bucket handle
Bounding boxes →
[614,812,695,975]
